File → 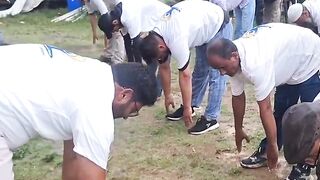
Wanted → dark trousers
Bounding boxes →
[255,0,264,25]
[259,72,320,152]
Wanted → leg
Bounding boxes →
[234,6,243,39]
[259,84,299,153]
[123,33,134,62]
[237,0,256,39]
[285,73,320,179]
[204,22,233,120]
[0,136,14,180]
[104,32,126,64]
[299,72,320,103]
[263,0,281,23]
[204,68,226,120]
[255,0,264,25]
[191,44,210,108]
[241,84,299,169]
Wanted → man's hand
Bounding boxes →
[257,95,278,170]
[267,143,279,170]
[164,94,175,113]
[183,106,193,128]
[92,32,99,44]
[235,129,250,152]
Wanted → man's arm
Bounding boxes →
[62,140,106,180]
[232,92,250,152]
[179,65,193,128]
[159,60,175,113]
[257,95,278,170]
[88,14,99,44]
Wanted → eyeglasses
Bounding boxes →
[128,100,139,117]
[157,53,170,64]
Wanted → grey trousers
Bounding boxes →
[103,31,125,64]
[263,0,281,23]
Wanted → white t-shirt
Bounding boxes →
[154,0,224,69]
[303,0,320,33]
[86,0,119,14]
[0,44,115,170]
[231,23,320,101]
[120,0,170,39]
[210,0,248,11]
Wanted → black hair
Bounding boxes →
[111,63,158,106]
[139,31,161,65]
[207,38,238,59]
[110,2,122,21]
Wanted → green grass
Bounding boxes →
[1,9,286,180]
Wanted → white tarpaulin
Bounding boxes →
[0,0,44,18]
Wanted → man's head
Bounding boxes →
[98,3,123,39]
[111,63,158,119]
[288,4,314,28]
[207,38,240,76]
[283,101,320,165]
[139,31,170,65]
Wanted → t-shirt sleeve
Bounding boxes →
[250,67,275,101]
[89,0,109,14]
[230,76,245,96]
[85,3,95,14]
[169,37,190,70]
[71,97,114,170]
[122,9,141,39]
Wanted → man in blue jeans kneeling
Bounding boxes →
[207,23,320,179]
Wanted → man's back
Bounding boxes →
[232,23,320,100]
[0,44,115,159]
[120,0,170,38]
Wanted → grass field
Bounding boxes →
[0,9,295,180]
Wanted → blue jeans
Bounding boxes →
[234,0,256,39]
[191,22,233,121]
[259,72,320,153]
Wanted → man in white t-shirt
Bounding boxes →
[83,0,126,64]
[98,0,170,63]
[287,0,320,35]
[207,23,320,178]
[139,0,233,135]
[0,44,158,180]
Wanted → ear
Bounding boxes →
[230,52,239,61]
[115,88,134,105]
[112,19,119,25]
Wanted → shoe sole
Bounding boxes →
[189,123,220,135]
[166,112,196,121]
[240,161,267,169]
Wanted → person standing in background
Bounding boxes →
[263,0,281,23]
[84,0,126,64]
[210,0,256,39]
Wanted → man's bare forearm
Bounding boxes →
[232,92,246,131]
[89,14,97,36]
[159,62,172,97]
[179,68,192,109]
[258,96,277,146]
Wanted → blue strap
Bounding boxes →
[164,7,180,17]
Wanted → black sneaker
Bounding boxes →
[188,116,219,135]
[166,104,196,121]
[240,147,267,169]
[286,163,313,180]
